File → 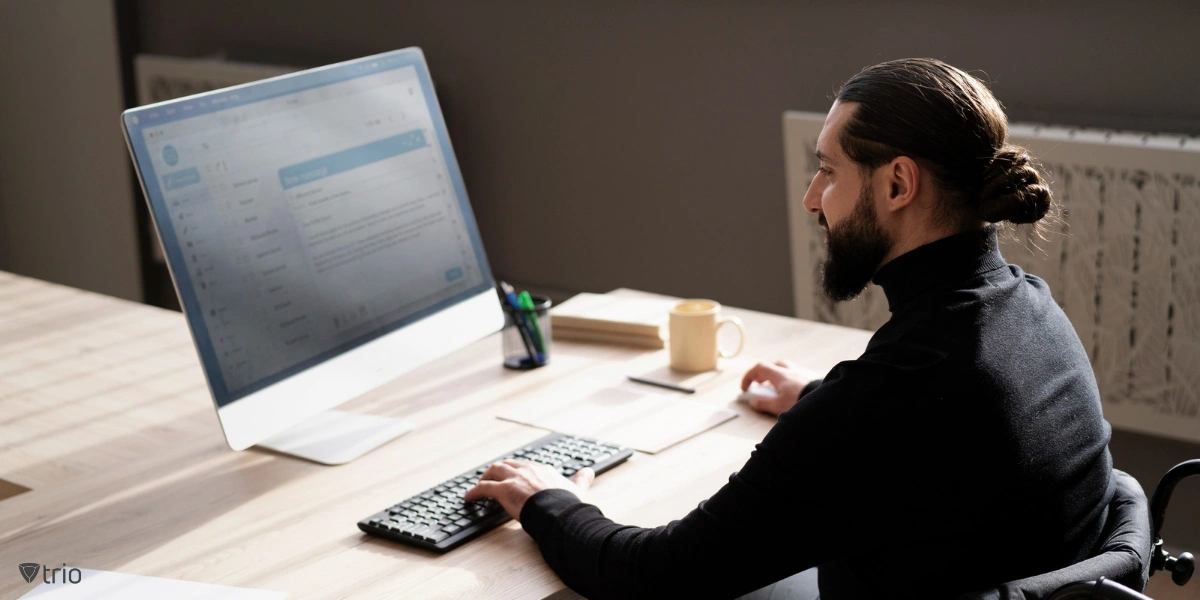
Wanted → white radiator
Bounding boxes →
[783,111,1200,444]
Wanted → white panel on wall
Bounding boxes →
[133,54,296,106]
[133,54,296,265]
[784,111,1200,444]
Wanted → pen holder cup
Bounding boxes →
[502,294,552,370]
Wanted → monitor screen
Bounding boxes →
[123,48,493,408]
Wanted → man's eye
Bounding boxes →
[818,167,832,176]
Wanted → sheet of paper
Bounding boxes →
[18,569,286,600]
[497,381,737,453]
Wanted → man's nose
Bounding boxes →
[802,172,822,215]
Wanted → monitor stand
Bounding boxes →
[255,410,414,465]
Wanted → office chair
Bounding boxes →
[963,460,1198,600]
[1045,458,1199,600]
[1146,459,1198,587]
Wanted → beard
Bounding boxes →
[820,181,893,302]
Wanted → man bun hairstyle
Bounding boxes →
[978,147,1053,224]
[835,58,1054,229]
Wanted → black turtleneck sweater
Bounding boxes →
[520,229,1115,599]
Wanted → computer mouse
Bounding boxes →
[737,382,778,404]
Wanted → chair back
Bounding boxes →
[960,470,1151,600]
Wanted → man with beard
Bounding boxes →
[466,59,1116,599]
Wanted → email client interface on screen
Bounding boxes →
[124,50,492,407]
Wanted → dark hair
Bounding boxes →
[835,58,1052,227]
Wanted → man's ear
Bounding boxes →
[884,157,920,213]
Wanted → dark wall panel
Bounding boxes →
[132,0,1200,315]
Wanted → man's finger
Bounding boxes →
[463,479,505,503]
[572,467,595,492]
[741,362,765,390]
[502,458,535,469]
[741,362,786,390]
[479,461,518,482]
[741,363,765,390]
[748,394,773,413]
[775,359,798,369]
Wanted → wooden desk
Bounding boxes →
[0,272,871,599]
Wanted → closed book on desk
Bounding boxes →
[550,292,670,338]
[553,325,666,349]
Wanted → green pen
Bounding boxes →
[517,290,546,354]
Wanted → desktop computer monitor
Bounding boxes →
[121,48,505,464]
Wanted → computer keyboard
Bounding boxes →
[358,432,634,552]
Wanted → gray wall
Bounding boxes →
[130,0,1200,552]
[0,0,142,301]
[131,0,1200,315]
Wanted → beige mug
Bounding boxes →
[668,299,746,372]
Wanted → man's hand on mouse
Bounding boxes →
[464,459,595,521]
[740,360,818,416]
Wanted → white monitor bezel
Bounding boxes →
[120,48,505,451]
[217,288,501,450]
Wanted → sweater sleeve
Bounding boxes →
[800,378,822,400]
[519,462,835,600]
[518,352,920,600]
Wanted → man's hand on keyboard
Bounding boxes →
[464,459,595,521]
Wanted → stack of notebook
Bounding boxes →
[550,292,671,349]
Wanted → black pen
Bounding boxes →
[499,281,539,365]
[626,375,696,394]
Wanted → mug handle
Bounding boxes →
[717,316,746,358]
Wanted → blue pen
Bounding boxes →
[500,281,544,364]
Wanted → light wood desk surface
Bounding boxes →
[0,271,871,599]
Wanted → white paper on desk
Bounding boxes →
[497,382,737,453]
[18,569,287,600]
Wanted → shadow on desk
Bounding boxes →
[0,415,317,579]
[350,521,560,598]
